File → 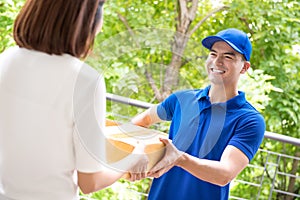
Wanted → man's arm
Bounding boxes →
[131,105,162,127]
[149,139,249,186]
[178,145,248,186]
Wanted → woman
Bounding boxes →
[0,0,147,199]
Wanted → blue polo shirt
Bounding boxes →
[148,86,265,200]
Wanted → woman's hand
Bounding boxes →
[127,142,149,181]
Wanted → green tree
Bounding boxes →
[0,0,24,52]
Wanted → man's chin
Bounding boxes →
[209,76,225,85]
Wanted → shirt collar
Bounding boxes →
[196,85,210,100]
[196,85,247,111]
[226,91,246,111]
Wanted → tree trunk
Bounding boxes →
[285,151,300,200]
[137,0,227,102]
[162,32,189,100]
[161,0,197,100]
[159,0,228,101]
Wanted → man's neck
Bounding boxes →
[208,85,238,103]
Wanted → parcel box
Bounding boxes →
[104,120,168,177]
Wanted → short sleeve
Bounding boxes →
[72,70,106,173]
[94,75,106,130]
[73,129,104,173]
[157,92,178,121]
[228,112,265,161]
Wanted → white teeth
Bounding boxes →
[211,68,225,74]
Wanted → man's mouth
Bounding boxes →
[210,68,225,74]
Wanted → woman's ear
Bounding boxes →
[240,61,250,74]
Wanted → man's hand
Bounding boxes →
[148,138,184,178]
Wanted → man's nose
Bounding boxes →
[213,55,223,66]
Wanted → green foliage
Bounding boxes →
[231,141,299,199]
[80,179,151,200]
[239,69,280,112]
[0,0,24,52]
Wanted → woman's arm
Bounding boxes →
[77,169,123,194]
[77,142,149,194]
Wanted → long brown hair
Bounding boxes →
[13,0,105,58]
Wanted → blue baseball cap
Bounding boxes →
[201,28,252,61]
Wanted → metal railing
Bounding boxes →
[106,93,300,200]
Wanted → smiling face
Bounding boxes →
[205,41,250,90]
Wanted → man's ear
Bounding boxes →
[240,61,250,74]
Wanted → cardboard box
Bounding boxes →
[104,121,168,178]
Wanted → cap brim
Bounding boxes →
[202,36,244,56]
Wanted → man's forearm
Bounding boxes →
[176,153,233,186]
[176,146,248,186]
[131,105,162,127]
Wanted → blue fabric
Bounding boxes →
[148,86,265,200]
[202,28,252,61]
